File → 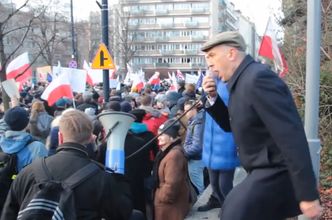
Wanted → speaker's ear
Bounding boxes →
[97,111,136,174]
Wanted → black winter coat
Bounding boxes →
[1,143,133,220]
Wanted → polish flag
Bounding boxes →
[41,72,73,106]
[168,72,178,92]
[148,72,160,85]
[6,52,32,82]
[83,60,103,86]
[176,69,185,81]
[258,18,288,77]
[131,75,144,93]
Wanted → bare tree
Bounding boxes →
[281,0,332,193]
[28,6,70,66]
[110,7,137,78]
[0,0,36,110]
[281,0,332,129]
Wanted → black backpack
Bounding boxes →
[0,138,35,214]
[0,151,18,213]
[17,158,99,220]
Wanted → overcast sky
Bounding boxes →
[71,0,282,35]
[16,0,282,35]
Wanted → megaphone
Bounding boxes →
[98,111,136,174]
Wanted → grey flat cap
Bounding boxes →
[201,31,246,52]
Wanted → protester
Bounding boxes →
[183,99,205,194]
[1,110,133,220]
[28,101,53,143]
[201,31,322,220]
[139,94,168,135]
[0,106,48,215]
[152,119,190,220]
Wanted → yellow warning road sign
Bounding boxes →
[91,43,115,69]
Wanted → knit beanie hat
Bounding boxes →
[120,101,132,113]
[158,119,180,138]
[4,106,29,131]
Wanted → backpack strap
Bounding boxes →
[62,162,100,189]
[32,158,100,189]
[32,158,53,183]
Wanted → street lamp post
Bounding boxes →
[70,0,76,61]
[299,0,321,219]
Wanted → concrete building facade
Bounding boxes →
[118,0,240,75]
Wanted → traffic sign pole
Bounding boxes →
[102,0,110,103]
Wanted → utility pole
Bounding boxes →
[70,0,76,62]
[299,0,321,219]
[101,0,110,103]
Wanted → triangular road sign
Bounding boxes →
[91,43,115,69]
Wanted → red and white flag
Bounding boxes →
[176,69,185,81]
[168,72,178,92]
[148,72,160,85]
[131,74,145,93]
[258,18,288,77]
[41,72,73,106]
[83,60,102,86]
[6,52,32,82]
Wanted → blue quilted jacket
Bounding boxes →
[202,80,240,170]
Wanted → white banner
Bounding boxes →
[185,73,199,84]
[1,79,20,99]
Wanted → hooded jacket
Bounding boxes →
[183,110,204,160]
[0,131,48,171]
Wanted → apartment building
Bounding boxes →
[117,0,239,75]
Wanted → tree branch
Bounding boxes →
[6,19,33,63]
[14,35,55,80]
[321,46,332,60]
[1,0,30,26]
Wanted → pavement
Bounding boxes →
[185,167,247,220]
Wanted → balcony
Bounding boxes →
[226,8,238,22]
[154,63,170,67]
[160,50,176,55]
[184,49,199,55]
[225,19,237,31]
[160,23,174,28]
[131,10,145,16]
[185,21,198,28]
[191,8,207,14]
[155,37,170,42]
[122,0,138,3]
[128,23,139,29]
[155,9,168,15]
[135,50,161,56]
[191,35,207,41]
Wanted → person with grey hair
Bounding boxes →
[202,31,322,220]
[1,109,133,220]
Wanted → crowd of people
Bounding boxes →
[0,31,322,220]
[0,73,226,220]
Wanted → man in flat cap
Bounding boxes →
[202,31,322,219]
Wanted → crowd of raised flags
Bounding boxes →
[1,53,204,108]
[1,18,289,107]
